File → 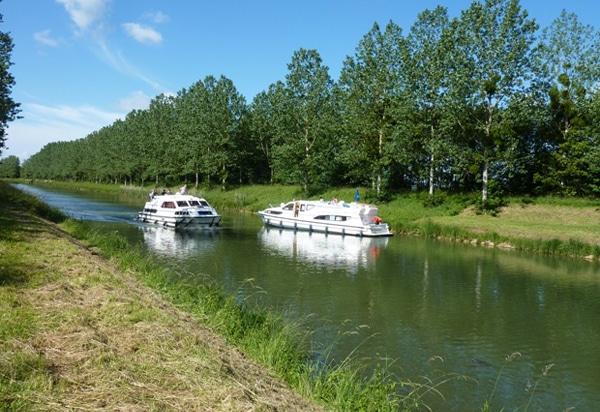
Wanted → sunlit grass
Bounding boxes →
[61,219,427,410]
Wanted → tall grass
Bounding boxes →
[483,352,558,412]
[60,218,440,410]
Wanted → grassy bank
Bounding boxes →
[18,179,600,260]
[3,181,453,411]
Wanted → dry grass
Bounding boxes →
[0,197,324,411]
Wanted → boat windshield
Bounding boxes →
[176,201,189,207]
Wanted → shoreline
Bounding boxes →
[0,182,326,411]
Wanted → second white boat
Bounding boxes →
[258,199,392,237]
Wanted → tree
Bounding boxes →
[533,10,600,195]
[0,154,19,177]
[337,22,407,197]
[279,49,336,192]
[0,5,21,155]
[198,75,247,189]
[447,0,537,205]
[249,81,288,184]
[405,8,454,195]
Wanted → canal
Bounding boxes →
[13,183,600,411]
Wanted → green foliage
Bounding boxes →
[17,2,600,200]
[0,154,19,177]
[0,12,21,155]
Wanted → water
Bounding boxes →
[13,184,600,411]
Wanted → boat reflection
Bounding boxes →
[258,226,389,273]
[140,226,219,257]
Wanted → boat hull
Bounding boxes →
[258,212,392,237]
[138,212,221,229]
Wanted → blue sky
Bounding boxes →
[1,0,598,161]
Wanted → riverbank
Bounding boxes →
[168,184,600,260]
[0,182,328,410]
[21,180,600,260]
[3,181,424,411]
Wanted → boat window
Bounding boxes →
[188,200,200,206]
[161,201,176,209]
[199,200,209,207]
[283,203,294,210]
[315,215,348,221]
[176,201,189,207]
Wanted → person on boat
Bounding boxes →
[294,202,300,217]
[149,188,157,199]
[332,196,338,203]
[178,185,188,195]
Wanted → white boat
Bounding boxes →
[138,194,222,229]
[258,199,392,237]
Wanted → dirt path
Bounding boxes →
[0,194,325,411]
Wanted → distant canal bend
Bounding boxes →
[13,183,600,411]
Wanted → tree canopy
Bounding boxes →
[19,1,600,202]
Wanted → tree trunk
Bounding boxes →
[377,128,384,196]
[429,151,435,196]
[429,125,435,196]
[482,160,489,202]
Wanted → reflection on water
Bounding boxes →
[257,227,388,274]
[140,226,221,258]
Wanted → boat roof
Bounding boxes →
[280,199,378,209]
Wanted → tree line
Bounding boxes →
[18,0,600,205]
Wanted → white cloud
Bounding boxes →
[56,0,111,33]
[1,102,124,160]
[97,39,165,91]
[145,11,169,24]
[116,90,151,112]
[27,103,122,129]
[122,22,163,45]
[33,30,59,47]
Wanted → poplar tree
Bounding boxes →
[0,4,20,155]
[533,10,600,195]
[338,21,407,197]
[447,0,537,205]
[405,7,453,195]
[281,48,335,192]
